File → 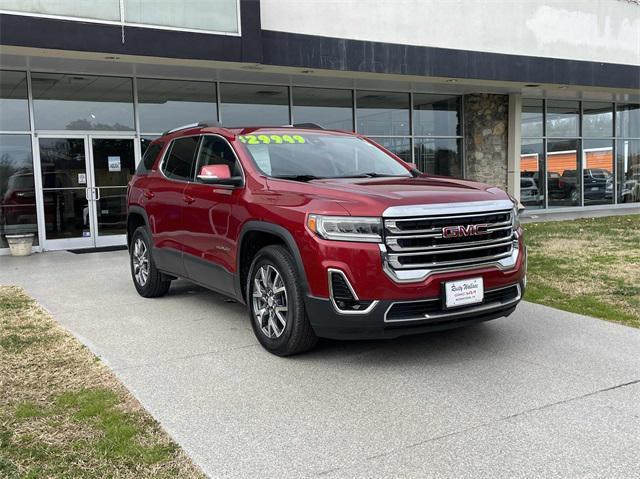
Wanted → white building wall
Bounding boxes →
[261,0,640,66]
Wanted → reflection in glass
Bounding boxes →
[292,87,353,131]
[32,73,134,131]
[220,83,289,127]
[520,139,545,209]
[356,91,409,136]
[414,138,461,177]
[372,137,412,163]
[0,134,37,247]
[582,102,613,138]
[96,187,128,236]
[0,70,30,131]
[38,138,90,239]
[582,140,613,205]
[522,99,543,137]
[125,0,239,32]
[616,104,640,138]
[413,94,460,137]
[618,139,640,204]
[547,139,580,207]
[137,78,217,133]
[140,137,158,157]
[92,139,135,187]
[546,100,579,138]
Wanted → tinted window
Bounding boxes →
[220,83,289,127]
[195,136,241,179]
[413,94,460,136]
[582,102,613,138]
[136,142,164,174]
[292,87,353,131]
[356,91,409,136]
[546,100,579,137]
[522,99,544,137]
[163,136,199,181]
[31,73,134,131]
[0,70,29,131]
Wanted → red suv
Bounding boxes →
[127,122,526,356]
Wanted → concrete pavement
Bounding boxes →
[1,250,639,478]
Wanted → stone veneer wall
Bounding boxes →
[464,94,509,190]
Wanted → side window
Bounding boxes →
[136,142,163,175]
[163,136,200,181]
[195,136,241,180]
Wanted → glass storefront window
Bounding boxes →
[520,139,545,209]
[547,139,580,207]
[220,83,289,128]
[356,91,409,136]
[31,73,134,131]
[583,139,613,205]
[2,0,120,21]
[414,138,461,177]
[372,137,412,163]
[125,0,239,33]
[292,87,353,131]
[137,78,217,134]
[583,102,613,138]
[522,99,544,138]
[0,134,38,247]
[616,104,640,138]
[413,94,460,137]
[546,100,579,138]
[618,139,640,204]
[0,71,30,131]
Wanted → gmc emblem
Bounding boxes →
[442,224,489,238]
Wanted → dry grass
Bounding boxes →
[0,286,205,479]
[524,215,640,328]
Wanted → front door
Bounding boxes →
[37,135,136,250]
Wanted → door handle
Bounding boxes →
[93,187,100,201]
[144,190,155,199]
[183,194,195,204]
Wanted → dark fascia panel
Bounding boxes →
[260,30,640,91]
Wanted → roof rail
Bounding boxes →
[162,121,221,136]
[290,123,324,130]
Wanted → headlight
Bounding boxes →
[307,214,382,242]
[512,201,524,229]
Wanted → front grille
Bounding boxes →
[384,207,516,271]
[385,284,520,322]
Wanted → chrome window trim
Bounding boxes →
[384,283,521,323]
[327,268,379,315]
[382,199,515,218]
[158,134,201,184]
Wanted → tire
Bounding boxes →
[247,245,318,356]
[130,226,171,298]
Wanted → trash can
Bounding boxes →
[5,234,34,257]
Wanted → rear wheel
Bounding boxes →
[130,226,171,298]
[247,245,317,356]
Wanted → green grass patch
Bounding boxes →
[524,214,640,328]
[0,286,203,478]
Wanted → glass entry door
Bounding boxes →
[38,135,136,250]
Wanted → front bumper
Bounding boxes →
[305,279,525,340]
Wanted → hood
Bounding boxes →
[268,175,511,216]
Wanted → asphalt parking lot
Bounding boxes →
[2,250,639,478]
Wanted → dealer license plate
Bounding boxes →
[444,277,484,309]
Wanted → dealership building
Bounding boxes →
[0,0,638,253]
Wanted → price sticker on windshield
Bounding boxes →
[238,134,306,144]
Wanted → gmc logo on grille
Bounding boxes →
[442,224,489,238]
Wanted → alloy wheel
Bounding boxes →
[252,264,288,339]
[132,238,150,286]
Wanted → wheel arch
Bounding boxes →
[236,221,309,303]
[126,206,150,248]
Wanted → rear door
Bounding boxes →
[182,135,244,295]
[143,135,200,276]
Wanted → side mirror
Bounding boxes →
[197,164,242,186]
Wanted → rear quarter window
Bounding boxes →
[136,142,164,175]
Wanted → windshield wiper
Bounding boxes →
[342,173,406,178]
[272,174,324,182]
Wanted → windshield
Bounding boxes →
[237,133,412,179]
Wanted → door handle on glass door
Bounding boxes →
[144,190,155,199]
[183,195,195,204]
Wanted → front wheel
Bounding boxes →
[247,245,317,356]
